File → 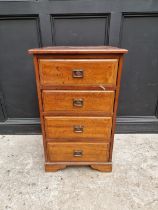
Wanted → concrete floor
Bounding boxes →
[0,134,157,210]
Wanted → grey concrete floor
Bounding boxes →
[0,134,157,210]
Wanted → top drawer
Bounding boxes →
[39,59,118,86]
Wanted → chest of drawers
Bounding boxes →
[29,46,128,172]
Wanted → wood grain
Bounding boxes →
[45,164,66,172]
[29,46,127,172]
[42,90,115,115]
[47,142,109,162]
[39,59,118,86]
[44,116,112,140]
[45,162,112,172]
[91,164,112,172]
[28,46,128,54]
[109,55,124,161]
[33,56,48,161]
[40,84,116,91]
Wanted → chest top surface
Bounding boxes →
[28,46,128,55]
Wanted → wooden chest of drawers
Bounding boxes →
[29,46,128,172]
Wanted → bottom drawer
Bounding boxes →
[47,142,109,162]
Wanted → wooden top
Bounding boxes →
[28,46,128,55]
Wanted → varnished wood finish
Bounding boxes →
[39,59,118,86]
[45,116,112,140]
[91,164,112,172]
[42,90,115,115]
[45,162,112,172]
[45,164,66,172]
[109,56,124,161]
[33,56,48,161]
[29,46,127,172]
[41,84,116,91]
[47,142,109,162]
[29,46,128,54]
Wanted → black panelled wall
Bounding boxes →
[0,0,158,134]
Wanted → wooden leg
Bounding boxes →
[45,163,112,172]
[91,164,112,172]
[45,164,66,172]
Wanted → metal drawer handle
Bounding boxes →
[73,125,84,133]
[72,69,84,78]
[73,98,84,107]
[73,150,83,157]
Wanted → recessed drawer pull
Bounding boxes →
[72,69,84,78]
[73,150,83,157]
[73,98,84,107]
[73,125,84,133]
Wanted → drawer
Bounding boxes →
[47,142,109,162]
[45,116,112,140]
[39,59,118,86]
[42,90,114,115]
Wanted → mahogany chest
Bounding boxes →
[29,46,128,172]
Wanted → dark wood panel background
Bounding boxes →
[0,0,158,133]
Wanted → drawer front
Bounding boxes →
[39,59,118,86]
[47,142,109,162]
[45,116,112,140]
[42,90,114,115]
